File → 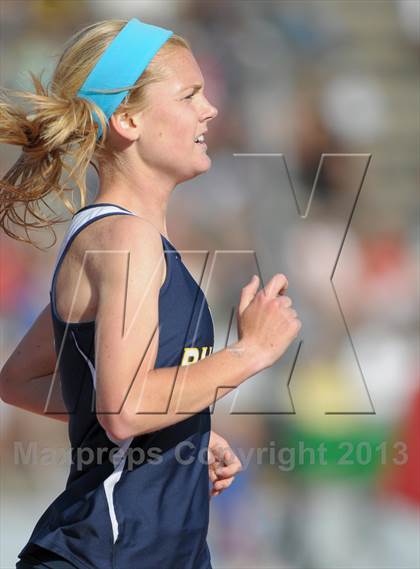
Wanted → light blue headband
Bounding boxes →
[77,18,173,139]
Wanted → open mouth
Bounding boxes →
[194,134,205,144]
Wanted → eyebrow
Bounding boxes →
[182,83,204,93]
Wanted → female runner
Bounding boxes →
[0,18,301,569]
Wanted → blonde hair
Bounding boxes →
[0,19,190,246]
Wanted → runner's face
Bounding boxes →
[136,47,218,182]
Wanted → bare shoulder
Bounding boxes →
[81,214,162,250]
[79,215,165,289]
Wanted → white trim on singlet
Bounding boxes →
[103,437,133,544]
[51,205,135,280]
[71,330,97,391]
[71,330,133,544]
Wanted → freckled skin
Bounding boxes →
[131,48,218,184]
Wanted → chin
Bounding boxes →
[196,155,212,174]
[179,157,212,182]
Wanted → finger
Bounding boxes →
[238,275,260,315]
[276,295,292,308]
[216,459,242,478]
[263,273,288,299]
[210,482,221,497]
[222,447,242,468]
[209,467,218,483]
[207,449,216,466]
[214,477,235,491]
[207,448,218,468]
[209,458,223,479]
[209,442,227,460]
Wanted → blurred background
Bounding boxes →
[1,1,419,568]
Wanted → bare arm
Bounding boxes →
[91,216,301,442]
[0,304,68,422]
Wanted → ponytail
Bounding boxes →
[0,72,106,247]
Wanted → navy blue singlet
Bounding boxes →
[18,204,215,569]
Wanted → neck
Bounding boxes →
[95,161,175,239]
